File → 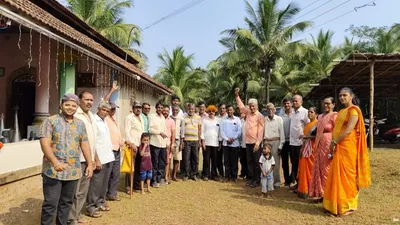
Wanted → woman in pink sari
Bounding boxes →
[309,97,337,201]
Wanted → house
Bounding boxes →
[0,0,171,185]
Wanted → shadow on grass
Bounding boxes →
[0,198,42,225]
[219,180,325,216]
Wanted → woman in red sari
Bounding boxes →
[309,97,337,201]
[296,107,318,198]
[323,87,371,216]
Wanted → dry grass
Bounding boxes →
[1,149,400,225]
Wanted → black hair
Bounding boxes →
[282,98,292,103]
[141,132,150,140]
[155,102,163,108]
[171,95,180,101]
[187,103,195,108]
[226,104,234,110]
[323,96,335,105]
[78,91,93,99]
[219,104,226,108]
[340,87,360,106]
[142,102,150,107]
[198,101,206,107]
[163,104,170,108]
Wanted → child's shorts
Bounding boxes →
[139,170,152,181]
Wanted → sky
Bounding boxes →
[59,0,400,75]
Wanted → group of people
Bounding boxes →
[39,81,371,225]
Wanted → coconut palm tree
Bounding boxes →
[66,0,147,67]
[221,0,311,103]
[153,46,203,105]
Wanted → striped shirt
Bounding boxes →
[181,114,202,141]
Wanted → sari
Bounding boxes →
[323,106,371,215]
[297,119,318,198]
[309,112,338,198]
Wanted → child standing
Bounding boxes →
[259,143,275,198]
[139,133,153,194]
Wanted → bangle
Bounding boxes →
[53,162,60,168]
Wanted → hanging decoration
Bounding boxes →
[28,28,32,68]
[91,57,95,85]
[86,54,89,72]
[38,32,42,87]
[47,37,51,104]
[63,43,66,77]
[17,23,21,50]
[96,60,99,98]
[70,46,73,65]
[55,40,59,89]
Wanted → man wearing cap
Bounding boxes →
[86,101,115,217]
[169,95,184,117]
[40,94,93,225]
[124,100,145,193]
[103,81,123,201]
[235,88,265,188]
[141,103,151,133]
[69,91,98,224]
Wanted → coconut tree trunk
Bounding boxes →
[265,68,271,104]
[243,77,248,103]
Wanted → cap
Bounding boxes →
[132,100,141,107]
[109,102,119,109]
[61,93,80,104]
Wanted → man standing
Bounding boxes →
[235,88,264,188]
[220,105,242,182]
[181,103,202,181]
[163,105,175,183]
[198,101,208,119]
[239,111,247,179]
[290,95,309,188]
[149,102,168,187]
[104,82,123,201]
[216,104,227,178]
[280,98,294,186]
[200,105,220,181]
[86,102,115,217]
[141,103,151,132]
[263,103,285,189]
[69,91,97,224]
[40,94,93,225]
[169,95,184,117]
[124,101,144,192]
[170,105,183,181]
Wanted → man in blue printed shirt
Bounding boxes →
[220,105,242,183]
[39,93,93,225]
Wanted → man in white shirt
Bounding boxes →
[69,91,98,224]
[280,98,294,186]
[201,105,220,181]
[216,104,227,177]
[289,95,309,187]
[170,105,183,181]
[148,102,168,187]
[86,102,115,217]
[263,103,285,189]
[239,112,247,179]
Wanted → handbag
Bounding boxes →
[120,145,134,173]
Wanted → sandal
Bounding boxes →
[98,205,111,211]
[106,196,121,201]
[86,211,102,218]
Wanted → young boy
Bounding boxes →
[139,133,153,194]
[259,143,275,198]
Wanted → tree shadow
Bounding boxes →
[0,198,42,225]
[219,180,327,217]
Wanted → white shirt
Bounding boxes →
[125,113,144,147]
[171,115,183,140]
[259,154,275,174]
[94,114,115,164]
[241,118,246,148]
[289,106,309,146]
[220,116,242,147]
[169,107,184,117]
[264,115,285,149]
[201,117,220,147]
[280,109,293,142]
[149,113,167,148]
[74,107,97,162]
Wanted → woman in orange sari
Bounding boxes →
[309,97,337,201]
[323,87,371,216]
[297,107,318,198]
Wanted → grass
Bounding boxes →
[1,149,399,225]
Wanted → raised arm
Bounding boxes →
[104,81,118,102]
[235,88,249,114]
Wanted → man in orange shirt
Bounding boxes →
[235,88,264,188]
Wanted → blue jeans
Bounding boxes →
[139,170,153,181]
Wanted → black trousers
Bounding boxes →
[223,146,239,178]
[246,143,261,183]
[281,142,291,184]
[41,174,78,225]
[217,142,224,177]
[290,145,301,182]
[151,145,166,183]
[183,141,199,177]
[107,150,120,198]
[202,146,219,178]
[239,147,248,177]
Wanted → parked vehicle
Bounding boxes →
[365,117,400,144]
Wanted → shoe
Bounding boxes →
[232,178,237,183]
[203,177,209,181]
[159,180,167,186]
[183,177,189,181]
[290,184,298,190]
[239,174,245,178]
[284,183,290,187]
[246,180,253,186]
[152,183,160,188]
[213,177,219,181]
[225,178,231,182]
[192,176,199,181]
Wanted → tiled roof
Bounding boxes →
[1,0,171,94]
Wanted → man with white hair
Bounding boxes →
[263,103,285,189]
[235,88,265,188]
[290,95,309,188]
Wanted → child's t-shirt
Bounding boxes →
[140,144,152,172]
[259,154,275,177]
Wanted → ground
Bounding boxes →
[1,148,399,225]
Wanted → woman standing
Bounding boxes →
[297,107,318,198]
[323,87,371,216]
[309,97,337,201]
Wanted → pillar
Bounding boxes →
[59,63,76,101]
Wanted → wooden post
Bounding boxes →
[369,61,375,151]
